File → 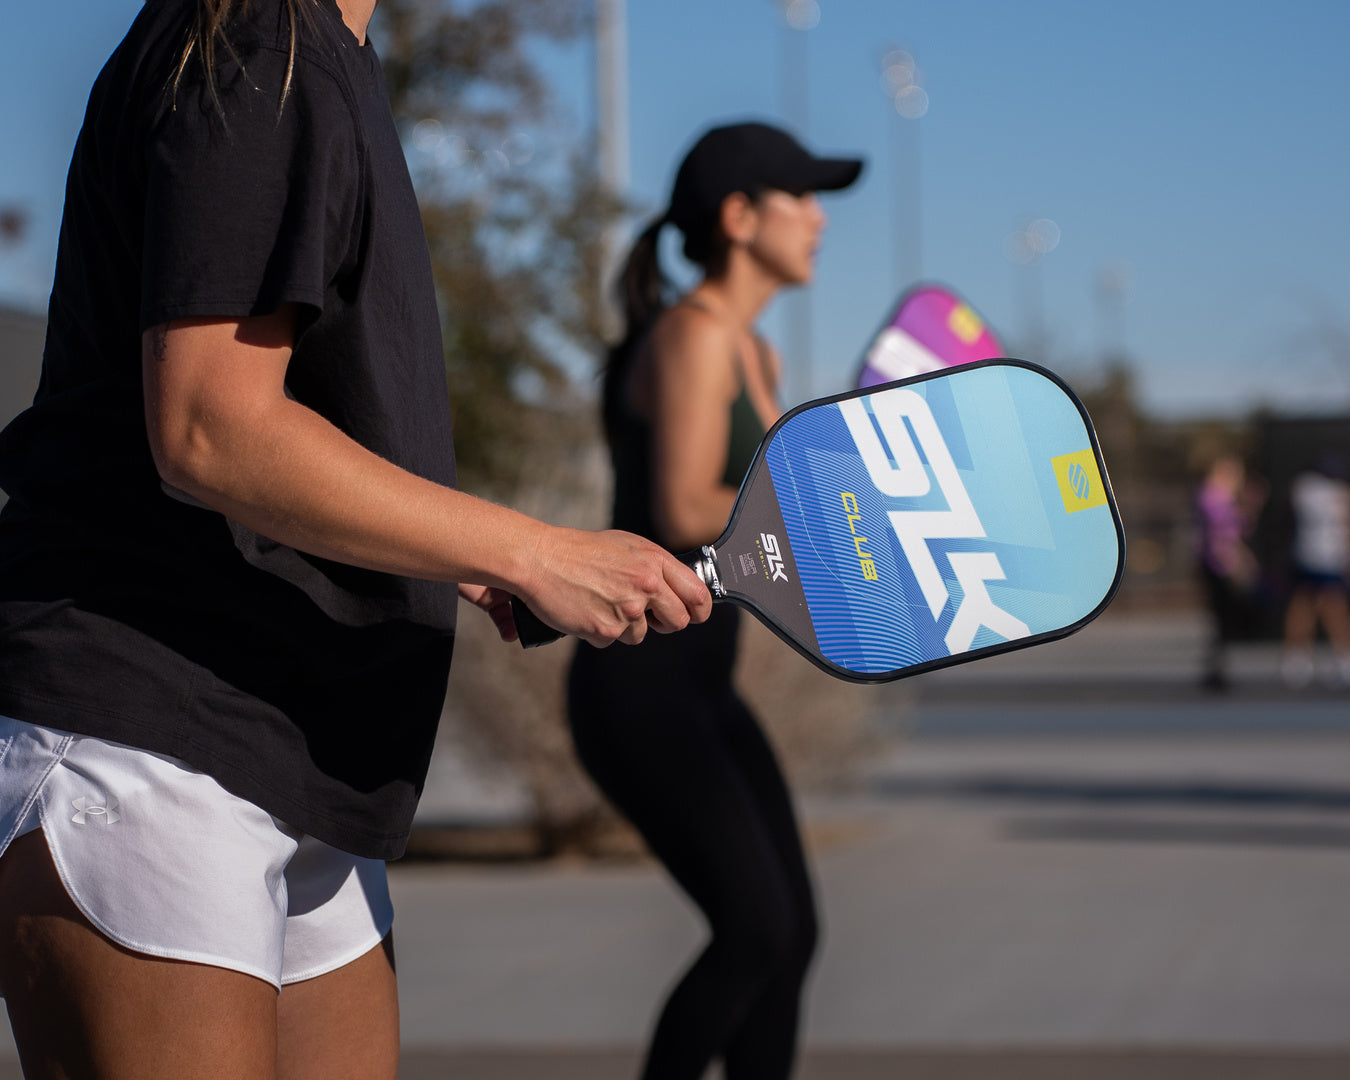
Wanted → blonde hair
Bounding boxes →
[170,0,311,116]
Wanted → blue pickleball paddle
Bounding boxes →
[514,359,1125,683]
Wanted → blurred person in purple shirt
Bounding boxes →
[1195,454,1262,690]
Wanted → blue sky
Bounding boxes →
[3,0,1348,419]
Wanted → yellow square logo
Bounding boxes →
[947,303,985,345]
[1052,449,1107,513]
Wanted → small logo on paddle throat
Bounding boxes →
[760,533,789,583]
[72,797,120,825]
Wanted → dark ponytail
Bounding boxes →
[598,202,733,440]
[601,215,670,439]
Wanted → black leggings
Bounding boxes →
[568,606,818,1080]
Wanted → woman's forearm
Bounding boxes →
[654,484,738,553]
[155,389,542,588]
[143,314,710,645]
[160,395,710,643]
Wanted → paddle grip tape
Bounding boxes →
[510,597,565,648]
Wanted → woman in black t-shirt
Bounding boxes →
[0,1,709,1076]
[567,122,862,1080]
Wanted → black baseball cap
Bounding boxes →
[664,121,863,236]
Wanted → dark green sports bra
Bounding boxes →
[609,305,771,550]
[723,379,765,488]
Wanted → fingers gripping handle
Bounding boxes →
[510,596,565,648]
[510,546,723,650]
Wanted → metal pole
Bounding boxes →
[881,48,926,303]
[595,0,629,342]
[779,4,813,403]
[912,116,922,284]
[890,114,923,293]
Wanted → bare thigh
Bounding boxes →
[0,830,400,1080]
[277,931,399,1080]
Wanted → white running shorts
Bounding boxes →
[0,715,394,990]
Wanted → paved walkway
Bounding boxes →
[2,1048,1348,1080]
[385,611,1350,1073]
[3,611,1349,1077]
[393,1047,1350,1079]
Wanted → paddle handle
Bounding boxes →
[511,597,565,648]
[511,546,724,649]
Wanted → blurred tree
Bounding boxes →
[0,206,28,247]
[373,3,882,855]
[373,0,628,852]
[374,0,621,497]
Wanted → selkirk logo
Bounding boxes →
[1067,460,1091,500]
[761,532,788,583]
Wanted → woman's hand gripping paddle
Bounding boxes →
[513,359,1125,683]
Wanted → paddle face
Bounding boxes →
[856,282,1004,389]
[711,359,1125,682]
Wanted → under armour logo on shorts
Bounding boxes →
[72,796,121,825]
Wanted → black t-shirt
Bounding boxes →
[0,0,457,859]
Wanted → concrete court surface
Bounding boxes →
[3,610,1350,1077]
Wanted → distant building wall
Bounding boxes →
[0,305,46,508]
[0,304,44,429]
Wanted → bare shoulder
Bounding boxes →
[645,304,739,397]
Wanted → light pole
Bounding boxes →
[1005,217,1060,365]
[1095,261,1133,368]
[594,0,629,343]
[881,48,928,294]
[776,0,818,403]
[779,0,816,129]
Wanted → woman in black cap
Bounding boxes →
[567,121,863,1079]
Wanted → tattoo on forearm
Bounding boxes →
[152,324,169,364]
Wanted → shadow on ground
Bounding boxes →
[394,1047,1350,1079]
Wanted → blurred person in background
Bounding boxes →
[566,122,863,1080]
[1280,453,1350,687]
[0,0,709,1076]
[1194,453,1263,691]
